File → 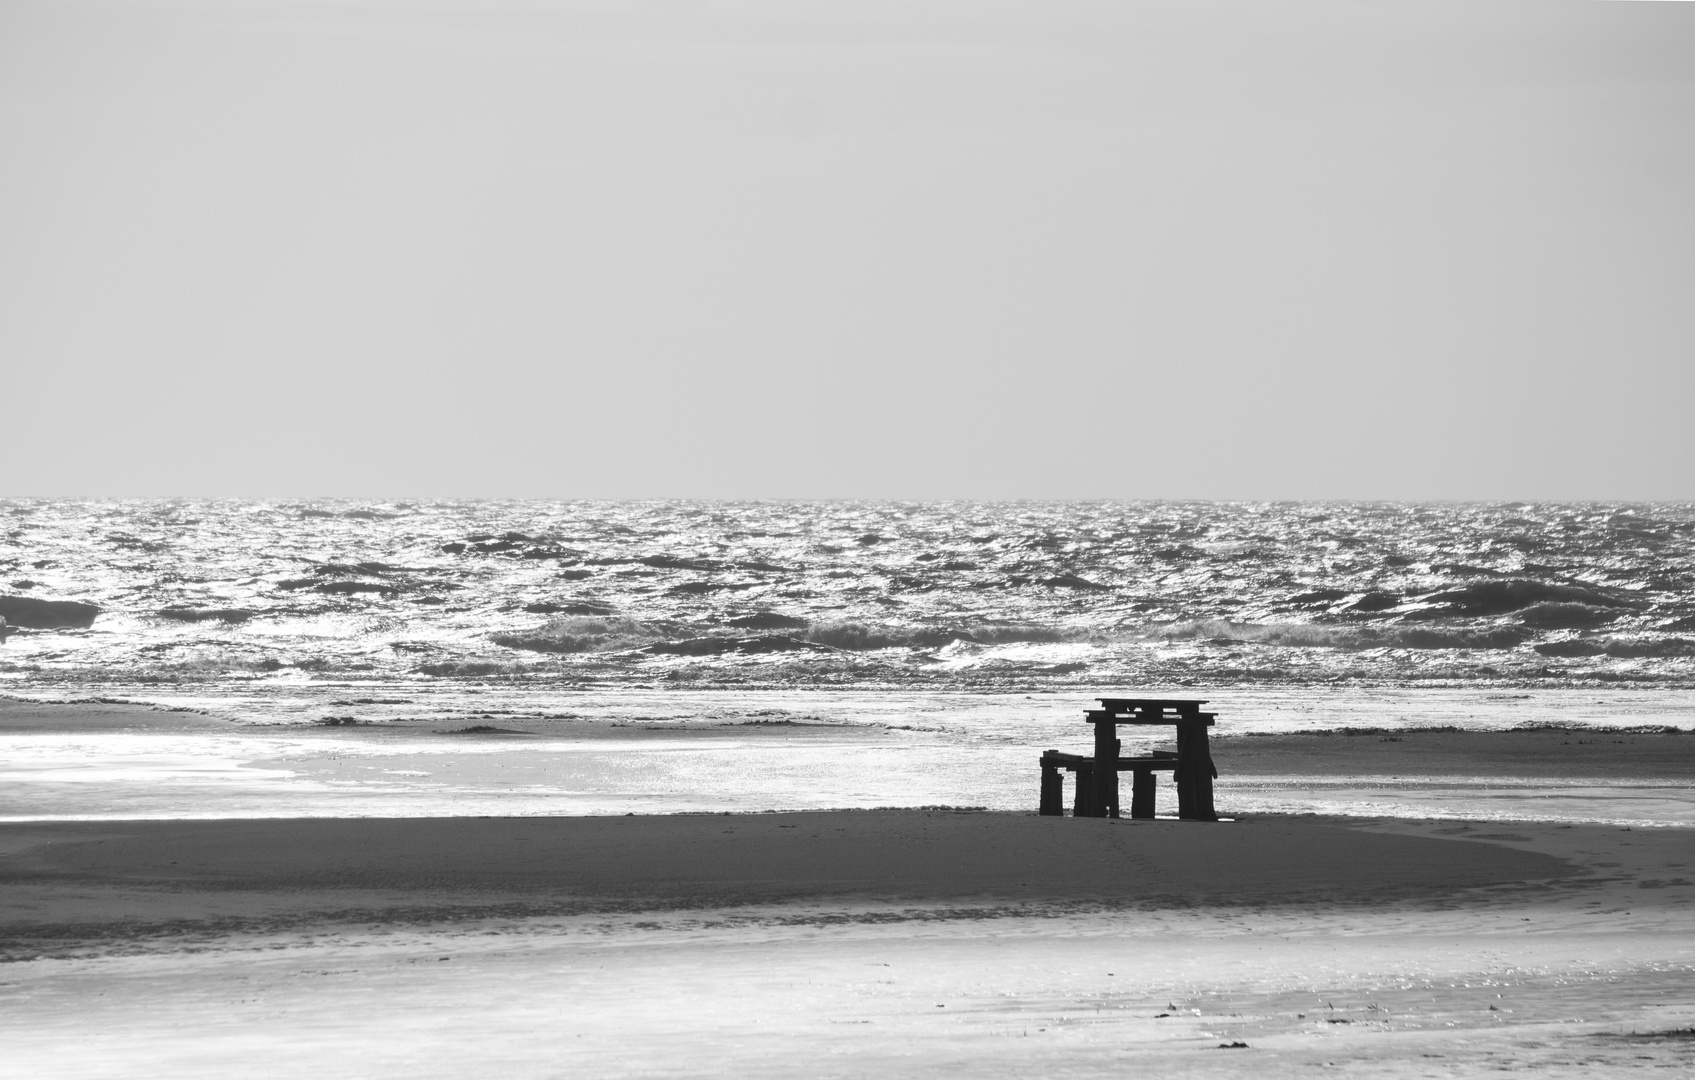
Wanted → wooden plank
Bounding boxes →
[1096,698,1208,710]
[1086,712,1215,726]
[1041,752,1178,771]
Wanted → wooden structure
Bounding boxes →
[1039,697,1218,820]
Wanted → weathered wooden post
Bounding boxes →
[1072,762,1091,817]
[1039,754,1064,816]
[1130,767,1156,819]
[1091,718,1119,817]
[1175,717,1218,821]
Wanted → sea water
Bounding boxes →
[2,501,1691,824]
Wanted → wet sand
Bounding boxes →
[0,811,1597,953]
[3,811,1694,1077]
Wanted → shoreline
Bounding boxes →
[3,693,1693,826]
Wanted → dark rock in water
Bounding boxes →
[0,595,100,629]
[1044,574,1111,591]
[725,611,808,630]
[939,561,980,571]
[558,569,594,581]
[276,578,318,591]
[440,542,467,555]
[1533,639,1606,658]
[1518,602,1621,629]
[157,608,254,624]
[856,534,883,546]
[10,580,39,590]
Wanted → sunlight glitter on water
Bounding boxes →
[4,500,1693,691]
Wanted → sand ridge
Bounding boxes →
[6,810,1683,961]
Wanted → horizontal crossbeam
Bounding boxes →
[1040,751,1179,771]
[1085,709,1215,726]
[1096,697,1208,711]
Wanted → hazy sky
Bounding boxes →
[3,0,1691,499]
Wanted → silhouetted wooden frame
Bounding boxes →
[1038,698,1219,821]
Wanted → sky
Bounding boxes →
[2,0,1691,500]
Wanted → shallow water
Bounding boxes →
[4,687,1691,825]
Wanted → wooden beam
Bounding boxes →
[1096,698,1208,712]
[1130,768,1156,819]
[1039,759,1064,816]
[1092,722,1119,818]
[1085,711,1215,726]
[1040,752,1179,771]
[1174,717,1219,821]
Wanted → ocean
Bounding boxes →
[4,499,1692,692]
[2,500,1691,825]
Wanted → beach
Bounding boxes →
[2,813,1691,1077]
[6,0,1694,1068]
[3,700,1693,1077]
